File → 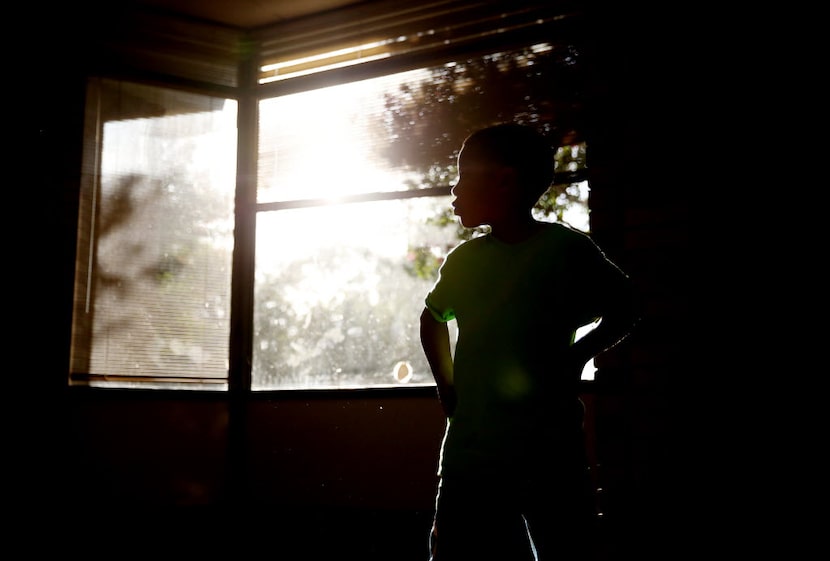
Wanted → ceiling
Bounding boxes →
[131,0,371,29]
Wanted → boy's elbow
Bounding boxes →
[419,307,435,336]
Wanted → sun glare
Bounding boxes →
[256,69,432,268]
[260,39,401,84]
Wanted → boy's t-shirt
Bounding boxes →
[424,222,631,479]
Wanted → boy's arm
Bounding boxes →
[569,270,641,372]
[420,307,456,417]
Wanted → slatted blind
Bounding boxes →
[85,5,245,89]
[254,0,587,93]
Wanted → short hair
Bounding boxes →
[461,123,554,204]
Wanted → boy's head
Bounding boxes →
[459,123,554,206]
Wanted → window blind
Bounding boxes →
[254,0,588,93]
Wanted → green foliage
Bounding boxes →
[253,246,435,388]
[404,246,446,281]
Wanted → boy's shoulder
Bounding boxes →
[530,222,593,248]
[543,221,595,246]
[445,233,486,259]
[454,222,587,249]
[544,221,589,234]
[453,224,573,256]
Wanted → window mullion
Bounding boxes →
[228,59,260,395]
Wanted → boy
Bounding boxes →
[420,123,639,560]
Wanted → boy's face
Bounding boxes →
[451,147,512,229]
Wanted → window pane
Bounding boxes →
[70,79,237,389]
[257,68,431,203]
[254,40,591,390]
[252,197,457,390]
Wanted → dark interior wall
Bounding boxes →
[58,391,445,508]
[244,395,446,510]
[63,393,230,505]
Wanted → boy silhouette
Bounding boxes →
[420,123,640,560]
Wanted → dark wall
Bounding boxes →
[57,391,446,509]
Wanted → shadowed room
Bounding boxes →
[21,1,690,559]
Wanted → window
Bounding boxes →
[69,4,594,390]
[253,69,456,390]
[70,79,237,389]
